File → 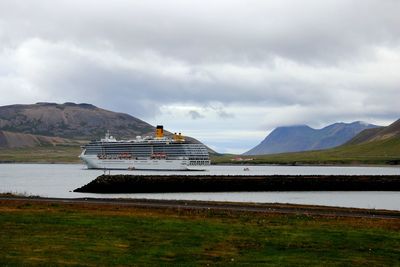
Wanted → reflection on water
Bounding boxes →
[0,163,399,210]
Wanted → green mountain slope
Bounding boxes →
[345,127,384,145]
[346,119,400,145]
[214,119,400,165]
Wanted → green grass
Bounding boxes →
[212,137,400,165]
[0,201,399,266]
[0,145,81,163]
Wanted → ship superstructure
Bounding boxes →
[79,126,210,170]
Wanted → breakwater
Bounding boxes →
[74,175,400,193]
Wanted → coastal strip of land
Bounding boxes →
[1,196,400,219]
[74,174,400,193]
[0,196,399,265]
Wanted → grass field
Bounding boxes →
[212,137,400,165]
[0,199,399,266]
[0,145,81,163]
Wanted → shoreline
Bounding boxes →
[1,195,399,219]
[1,161,400,167]
[0,162,80,165]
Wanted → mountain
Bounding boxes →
[0,102,155,140]
[0,130,78,148]
[248,118,400,165]
[346,119,400,145]
[244,121,379,155]
[0,102,213,152]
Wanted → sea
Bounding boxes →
[1,163,399,211]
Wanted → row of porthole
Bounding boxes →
[189,161,209,165]
[97,154,133,160]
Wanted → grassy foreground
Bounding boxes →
[0,199,399,266]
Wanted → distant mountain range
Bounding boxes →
[244,121,380,155]
[0,102,211,151]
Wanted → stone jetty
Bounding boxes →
[74,175,400,193]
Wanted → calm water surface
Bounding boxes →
[0,163,399,210]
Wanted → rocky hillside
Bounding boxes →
[346,119,400,145]
[0,102,155,140]
[0,130,77,148]
[244,121,379,155]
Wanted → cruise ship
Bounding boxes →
[79,126,210,170]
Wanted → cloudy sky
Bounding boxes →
[0,0,399,153]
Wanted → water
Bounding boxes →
[0,163,399,210]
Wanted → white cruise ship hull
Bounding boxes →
[80,154,209,171]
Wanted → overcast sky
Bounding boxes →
[0,0,399,153]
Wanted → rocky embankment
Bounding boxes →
[74,175,400,193]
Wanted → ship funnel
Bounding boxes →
[155,125,164,138]
[173,132,185,142]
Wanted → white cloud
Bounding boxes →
[0,0,399,153]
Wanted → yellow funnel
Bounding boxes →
[155,125,164,138]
